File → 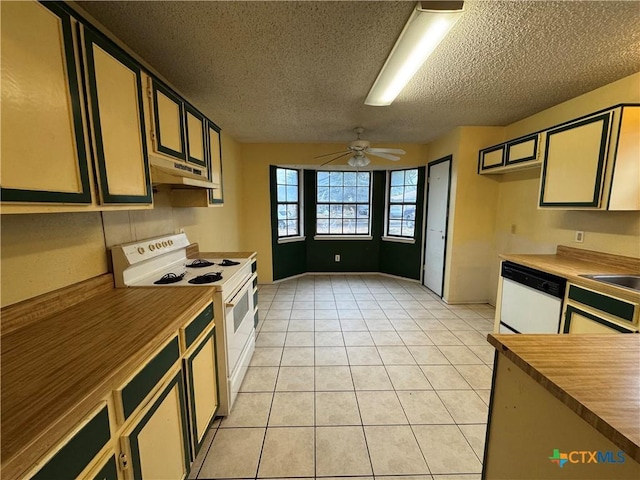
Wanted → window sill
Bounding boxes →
[314,235,373,241]
[381,236,416,244]
[277,236,306,244]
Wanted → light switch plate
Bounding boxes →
[575,231,584,243]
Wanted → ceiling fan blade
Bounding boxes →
[368,151,401,161]
[367,148,406,155]
[314,150,350,159]
[319,152,352,167]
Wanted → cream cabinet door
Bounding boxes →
[505,134,538,166]
[121,372,190,480]
[563,306,636,334]
[151,81,187,161]
[1,1,92,204]
[478,144,505,172]
[207,122,224,204]
[82,27,152,205]
[539,112,612,207]
[185,105,207,168]
[184,328,218,457]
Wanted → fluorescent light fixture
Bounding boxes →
[365,1,464,106]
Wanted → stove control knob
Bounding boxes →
[155,242,162,249]
[162,241,168,247]
[137,247,145,255]
[168,239,174,246]
[149,244,155,251]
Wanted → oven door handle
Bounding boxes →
[225,272,257,309]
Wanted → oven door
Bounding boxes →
[224,272,256,376]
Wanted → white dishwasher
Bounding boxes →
[499,261,566,334]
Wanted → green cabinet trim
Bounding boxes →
[184,103,207,168]
[505,134,538,165]
[251,260,257,273]
[91,454,118,480]
[477,144,505,173]
[121,336,180,420]
[567,285,635,321]
[184,327,219,457]
[1,1,92,204]
[184,303,214,350]
[563,305,635,333]
[539,112,611,208]
[128,371,191,480]
[152,81,187,160]
[82,26,153,205]
[31,404,110,480]
[207,121,224,205]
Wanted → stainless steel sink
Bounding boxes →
[579,274,640,292]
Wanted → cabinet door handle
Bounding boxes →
[225,302,235,308]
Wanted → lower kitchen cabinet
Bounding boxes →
[120,371,190,480]
[86,453,119,480]
[183,327,219,457]
[564,305,638,333]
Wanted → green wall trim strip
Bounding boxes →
[82,25,153,205]
[122,336,180,420]
[567,285,635,321]
[184,303,214,350]
[563,305,635,333]
[129,372,190,479]
[32,405,110,480]
[2,2,92,204]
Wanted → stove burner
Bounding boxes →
[154,272,185,285]
[186,259,216,268]
[188,272,223,284]
[219,259,240,266]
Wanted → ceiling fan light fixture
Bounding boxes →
[365,1,464,106]
[348,155,371,168]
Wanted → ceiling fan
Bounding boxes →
[315,127,406,167]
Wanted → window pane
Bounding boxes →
[356,220,369,234]
[276,168,286,184]
[329,219,343,234]
[388,220,402,236]
[389,205,402,219]
[287,204,298,219]
[277,185,287,202]
[390,186,404,202]
[330,204,343,217]
[286,169,298,185]
[403,205,416,221]
[402,222,415,237]
[357,204,369,218]
[344,186,357,202]
[390,170,404,186]
[317,186,329,201]
[404,185,417,202]
[277,206,287,219]
[317,204,329,218]
[356,187,369,202]
[278,220,287,236]
[317,219,329,234]
[357,172,369,186]
[343,205,356,218]
[317,171,330,186]
[344,172,357,186]
[330,187,343,202]
[343,220,356,234]
[406,169,418,185]
[286,186,297,202]
[287,220,298,235]
[329,171,343,185]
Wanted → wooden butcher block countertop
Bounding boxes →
[488,334,640,463]
[500,245,640,303]
[1,277,214,480]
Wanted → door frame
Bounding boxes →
[422,155,453,297]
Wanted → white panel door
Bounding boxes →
[423,159,450,296]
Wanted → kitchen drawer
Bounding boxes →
[563,305,638,334]
[567,284,637,324]
[181,302,214,351]
[30,403,110,480]
[116,336,180,422]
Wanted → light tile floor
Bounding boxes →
[191,275,495,480]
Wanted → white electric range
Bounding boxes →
[111,233,256,415]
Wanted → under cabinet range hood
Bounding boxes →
[149,156,217,189]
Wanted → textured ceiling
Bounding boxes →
[77,0,640,144]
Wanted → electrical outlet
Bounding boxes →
[179,228,185,234]
[511,224,517,234]
[575,231,584,243]
[335,254,341,262]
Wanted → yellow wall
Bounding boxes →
[0,133,243,307]
[239,143,428,283]
[490,72,640,304]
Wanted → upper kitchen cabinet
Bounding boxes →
[478,134,541,174]
[150,79,187,161]
[81,25,152,205]
[539,104,640,210]
[0,1,92,207]
[0,0,153,213]
[185,105,208,168]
